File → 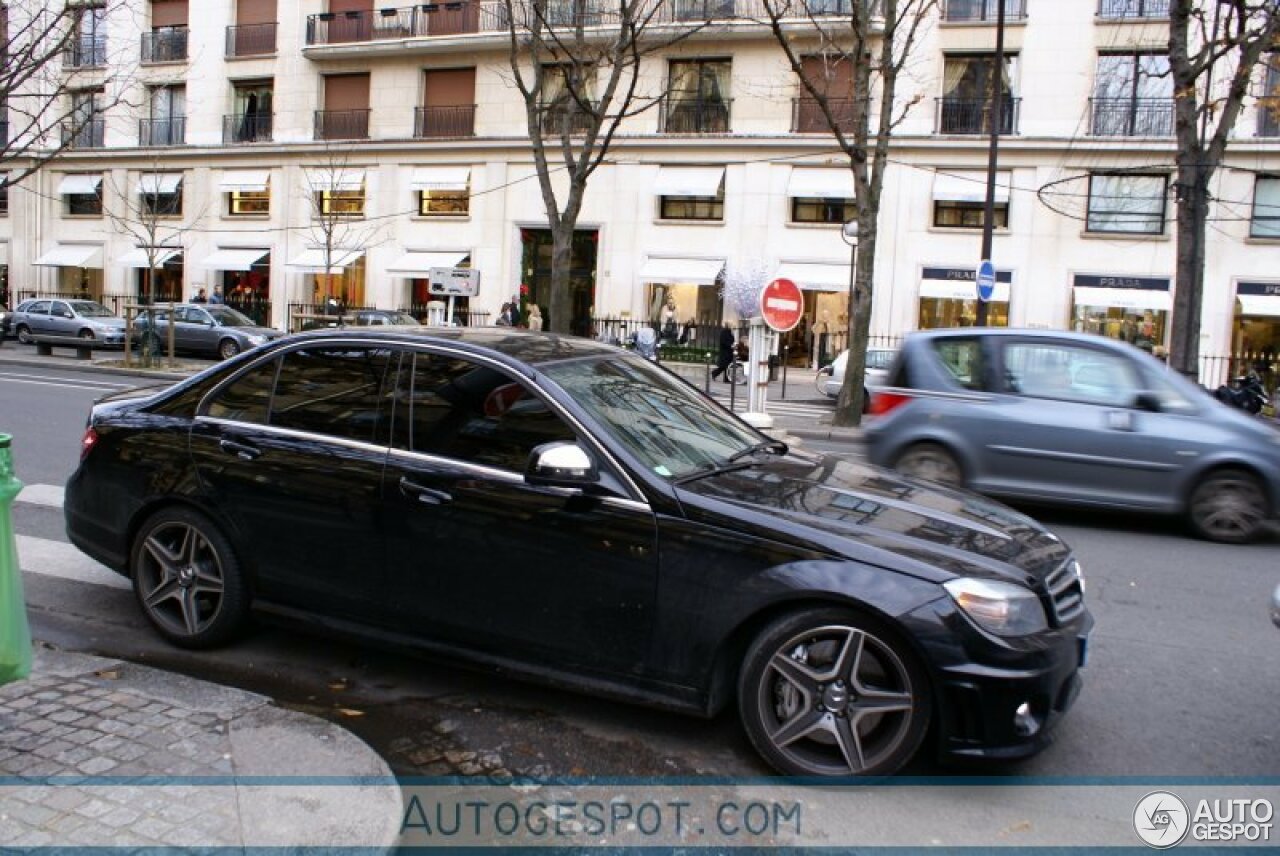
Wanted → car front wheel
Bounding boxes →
[218,338,241,360]
[130,508,250,648]
[894,442,963,488]
[15,325,32,345]
[1188,470,1268,544]
[78,329,95,340]
[738,608,931,777]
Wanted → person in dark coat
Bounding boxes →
[711,324,735,382]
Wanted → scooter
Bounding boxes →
[1215,371,1270,415]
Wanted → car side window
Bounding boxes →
[930,338,986,390]
[270,346,400,445]
[1002,342,1141,407]
[205,357,279,423]
[51,302,73,319]
[28,301,51,315]
[392,352,577,472]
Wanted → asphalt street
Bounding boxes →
[2,361,1278,780]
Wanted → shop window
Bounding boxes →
[418,189,468,216]
[791,197,854,225]
[1001,342,1141,407]
[660,193,723,221]
[1072,304,1165,352]
[1086,173,1166,234]
[270,346,399,444]
[229,189,270,216]
[934,200,1008,229]
[315,188,364,217]
[1249,175,1280,238]
[66,191,102,216]
[918,298,1009,329]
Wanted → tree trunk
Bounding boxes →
[833,214,877,427]
[548,223,575,334]
[1168,164,1208,381]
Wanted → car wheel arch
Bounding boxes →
[891,435,973,484]
[1180,459,1275,515]
[125,497,258,591]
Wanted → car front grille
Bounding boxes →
[1043,560,1085,625]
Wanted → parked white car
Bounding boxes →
[815,347,897,401]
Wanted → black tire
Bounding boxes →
[15,325,32,345]
[738,608,931,777]
[1187,469,1269,544]
[130,508,250,648]
[894,442,963,488]
[78,328,95,340]
[218,338,241,361]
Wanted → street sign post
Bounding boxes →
[976,259,996,303]
[759,277,804,332]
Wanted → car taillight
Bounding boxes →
[868,390,914,417]
[80,427,99,461]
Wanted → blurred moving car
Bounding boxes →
[135,303,282,360]
[865,329,1280,543]
[816,348,897,404]
[0,304,10,338]
[64,328,1090,778]
[10,298,128,345]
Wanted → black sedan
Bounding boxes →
[65,328,1091,777]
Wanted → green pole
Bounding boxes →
[0,433,31,685]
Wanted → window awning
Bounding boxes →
[933,170,1010,204]
[1237,295,1280,317]
[774,262,851,291]
[218,170,271,192]
[33,244,103,268]
[786,169,855,200]
[136,173,184,195]
[1073,286,1171,312]
[305,169,365,192]
[286,248,365,273]
[408,167,470,192]
[637,256,724,285]
[117,247,183,269]
[919,278,1011,302]
[386,250,469,275]
[57,174,103,195]
[199,248,271,271]
[653,167,724,198]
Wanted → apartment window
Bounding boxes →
[938,54,1018,134]
[316,189,365,217]
[538,65,596,136]
[228,0,278,56]
[139,173,184,217]
[227,81,274,143]
[1097,0,1169,19]
[794,56,855,133]
[143,85,186,146]
[418,190,468,216]
[664,59,731,133]
[1250,176,1280,239]
[792,198,855,224]
[144,1,189,62]
[318,73,371,140]
[1092,53,1173,136]
[418,68,476,138]
[1259,55,1280,137]
[1086,173,1167,235]
[65,90,104,148]
[70,4,108,66]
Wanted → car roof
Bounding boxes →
[273,326,622,367]
[906,327,1141,351]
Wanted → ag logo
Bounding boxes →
[1134,791,1190,849]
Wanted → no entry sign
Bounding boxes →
[759,278,804,332]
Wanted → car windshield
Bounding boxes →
[205,306,255,327]
[542,355,764,480]
[70,301,114,318]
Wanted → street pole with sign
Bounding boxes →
[751,278,804,422]
[976,0,1007,327]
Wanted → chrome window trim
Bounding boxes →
[195,416,391,458]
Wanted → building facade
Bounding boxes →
[1,0,1278,380]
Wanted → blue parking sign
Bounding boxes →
[976,259,996,302]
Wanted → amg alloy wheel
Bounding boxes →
[894,442,963,488]
[1188,470,1268,544]
[739,609,930,777]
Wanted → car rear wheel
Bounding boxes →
[15,324,32,345]
[738,608,931,777]
[894,442,963,488]
[218,338,241,360]
[130,508,250,648]
[1188,470,1269,544]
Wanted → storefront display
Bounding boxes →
[917,266,1011,329]
[1232,281,1280,394]
[1070,274,1170,353]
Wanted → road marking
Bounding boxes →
[14,483,65,509]
[0,371,133,388]
[0,374,134,392]
[16,534,130,591]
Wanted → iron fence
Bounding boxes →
[314,109,371,141]
[64,38,107,68]
[1097,0,1169,18]
[414,105,476,138]
[659,97,733,134]
[792,97,858,133]
[1199,351,1279,395]
[943,0,1027,22]
[1089,97,1174,137]
[935,96,1020,135]
[223,298,273,327]
[141,27,189,63]
[139,117,186,147]
[226,22,278,57]
[60,120,105,150]
[223,112,273,144]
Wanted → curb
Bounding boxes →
[785,425,866,443]
[0,350,205,382]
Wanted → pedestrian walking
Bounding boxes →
[711,324,735,382]
[0,435,31,686]
[191,287,208,303]
[209,285,224,304]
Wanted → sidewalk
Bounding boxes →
[0,644,402,848]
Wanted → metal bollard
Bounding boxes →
[0,433,32,685]
[781,345,789,398]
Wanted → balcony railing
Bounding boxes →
[414,105,477,138]
[935,96,1020,135]
[660,96,732,133]
[792,97,857,133]
[64,37,107,68]
[141,27,189,63]
[226,22,278,57]
[1259,99,1280,138]
[139,117,186,146]
[1090,97,1173,136]
[539,101,598,136]
[1097,0,1170,18]
[61,119,105,149]
[314,109,371,140]
[943,0,1027,22]
[223,112,273,143]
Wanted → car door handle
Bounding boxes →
[399,476,452,506]
[1105,410,1135,432]
[219,438,262,461]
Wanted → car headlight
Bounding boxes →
[245,334,267,345]
[943,577,1048,637]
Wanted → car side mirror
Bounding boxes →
[1133,391,1163,412]
[526,441,598,487]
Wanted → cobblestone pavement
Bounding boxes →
[0,645,401,848]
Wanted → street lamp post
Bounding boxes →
[840,218,859,414]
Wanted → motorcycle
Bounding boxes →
[1215,371,1271,416]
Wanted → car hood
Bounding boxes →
[229,325,282,338]
[675,452,1070,586]
[84,317,126,328]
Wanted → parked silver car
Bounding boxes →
[11,298,128,345]
[865,329,1280,543]
[135,303,282,360]
[816,347,897,401]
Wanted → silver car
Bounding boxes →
[815,347,897,402]
[865,329,1280,543]
[11,298,128,345]
[136,303,282,360]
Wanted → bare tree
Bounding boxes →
[759,0,937,426]
[1166,0,1280,380]
[500,0,710,334]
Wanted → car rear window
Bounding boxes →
[930,338,986,390]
